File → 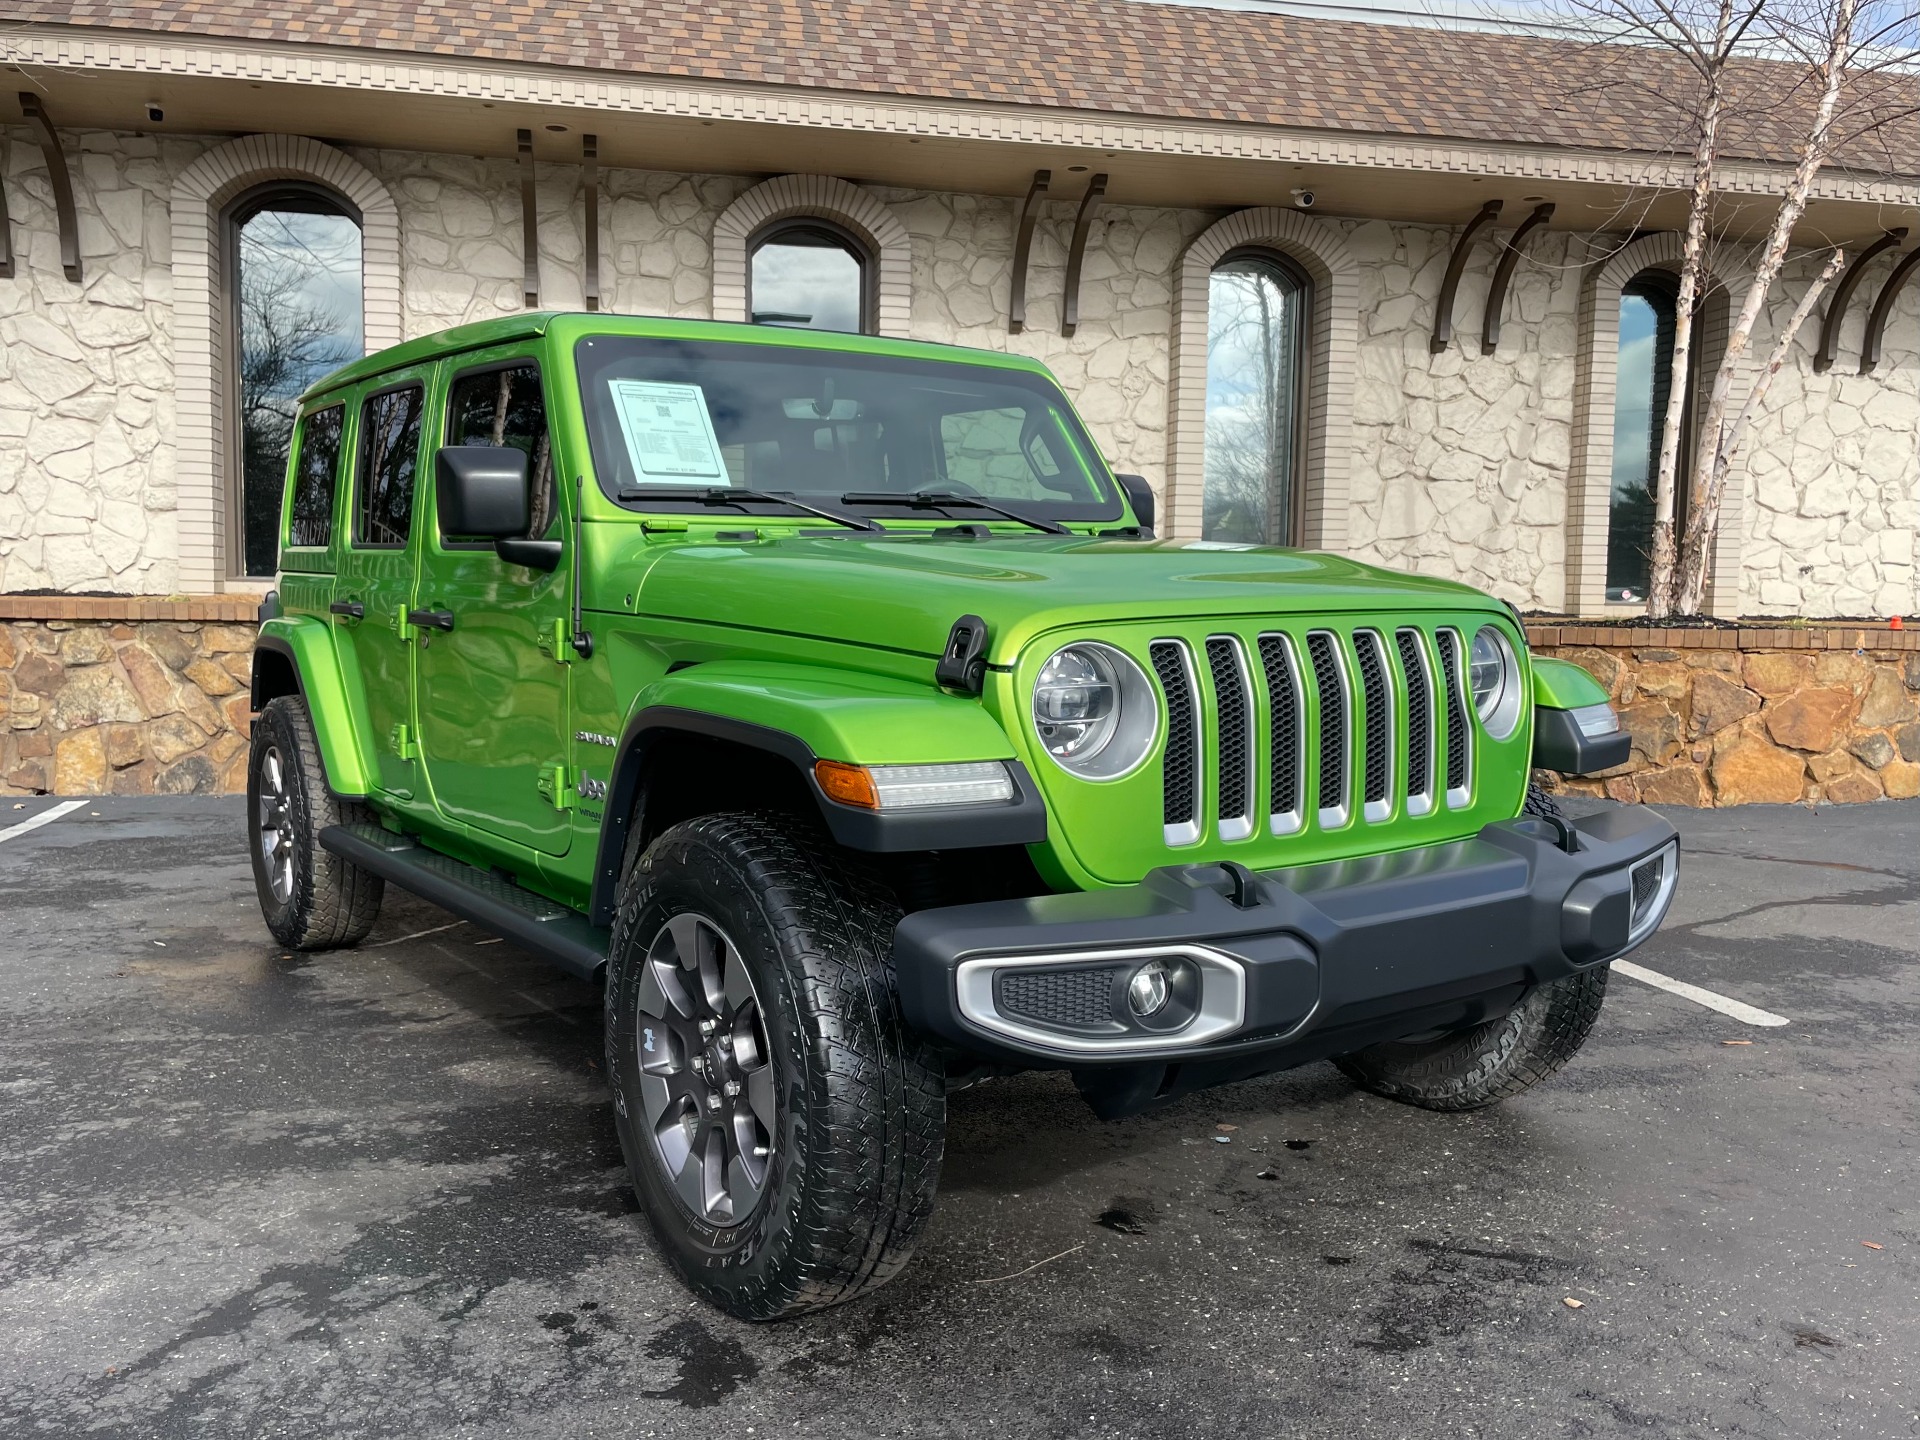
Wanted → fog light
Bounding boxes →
[1127,960,1172,1017]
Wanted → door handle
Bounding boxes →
[328,599,365,621]
[407,608,456,632]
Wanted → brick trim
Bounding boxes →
[169,135,403,594]
[1526,621,1919,652]
[1166,208,1359,548]
[711,175,912,339]
[0,595,262,622]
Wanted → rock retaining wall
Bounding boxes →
[1531,622,1920,806]
[1,597,259,797]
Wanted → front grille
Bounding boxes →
[1396,628,1436,815]
[1204,637,1254,841]
[1150,641,1202,844]
[1305,632,1349,824]
[1353,631,1394,819]
[1257,635,1304,835]
[996,966,1122,1029]
[1435,629,1472,799]
[1148,623,1474,845]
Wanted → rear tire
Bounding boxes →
[1333,776,1604,1110]
[1332,965,1608,1111]
[247,696,384,950]
[604,812,944,1320]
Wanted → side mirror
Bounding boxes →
[1115,473,1156,537]
[437,446,530,540]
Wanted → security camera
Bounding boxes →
[145,101,164,123]
[1290,188,1316,209]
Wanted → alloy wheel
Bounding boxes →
[256,744,297,905]
[634,913,777,1224]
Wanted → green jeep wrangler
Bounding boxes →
[248,313,1677,1320]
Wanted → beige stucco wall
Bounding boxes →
[2,128,1916,620]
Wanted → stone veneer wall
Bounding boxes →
[1530,622,1920,806]
[1,597,259,797]
[7,128,1917,617]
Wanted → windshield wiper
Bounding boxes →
[617,486,881,533]
[839,489,1070,536]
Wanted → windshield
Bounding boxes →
[575,336,1122,524]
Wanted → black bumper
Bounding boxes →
[895,806,1678,1074]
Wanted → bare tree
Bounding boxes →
[1544,0,1920,615]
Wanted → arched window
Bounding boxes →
[1202,249,1312,545]
[747,220,871,334]
[227,183,364,576]
[1607,272,1690,604]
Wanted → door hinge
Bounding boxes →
[537,762,576,811]
[389,723,417,761]
[536,617,576,664]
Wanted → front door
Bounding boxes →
[333,372,433,800]
[413,353,573,856]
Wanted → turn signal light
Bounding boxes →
[814,760,1016,810]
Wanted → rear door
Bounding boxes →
[334,371,433,800]
[413,352,573,855]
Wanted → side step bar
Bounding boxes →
[319,823,609,982]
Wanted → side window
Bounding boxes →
[354,384,424,548]
[287,405,345,549]
[445,363,557,538]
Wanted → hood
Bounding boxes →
[622,532,1500,665]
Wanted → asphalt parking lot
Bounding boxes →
[2,795,1916,1440]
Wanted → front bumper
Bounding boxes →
[895,805,1678,1071]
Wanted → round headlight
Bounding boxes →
[1467,625,1522,739]
[1032,642,1157,780]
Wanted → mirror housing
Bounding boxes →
[437,446,530,540]
[1115,473,1156,537]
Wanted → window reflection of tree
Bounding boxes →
[359,387,420,546]
[236,201,361,574]
[449,366,555,538]
[1204,254,1308,546]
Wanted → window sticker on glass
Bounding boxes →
[608,379,728,484]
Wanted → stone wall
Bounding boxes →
[0,599,258,798]
[3,127,1918,619]
[1531,622,1920,806]
[1,129,209,595]
[1740,248,1920,619]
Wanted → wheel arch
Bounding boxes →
[251,618,374,797]
[586,702,1046,928]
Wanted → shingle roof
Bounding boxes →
[12,0,1914,172]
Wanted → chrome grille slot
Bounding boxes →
[1257,634,1304,836]
[1354,630,1394,822]
[1150,640,1203,846]
[1396,628,1437,817]
[1305,631,1351,828]
[1435,628,1472,806]
[1204,636,1255,841]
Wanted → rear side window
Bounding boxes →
[354,384,424,548]
[287,405,345,548]
[446,364,557,538]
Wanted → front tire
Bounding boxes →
[247,696,384,950]
[605,812,945,1320]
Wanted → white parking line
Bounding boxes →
[1613,959,1791,1028]
[0,800,88,847]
